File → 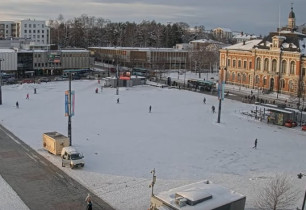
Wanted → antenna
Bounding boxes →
[278,4,281,35]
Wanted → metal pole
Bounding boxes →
[68,72,72,146]
[116,64,119,95]
[302,189,306,210]
[217,98,222,123]
[0,59,2,105]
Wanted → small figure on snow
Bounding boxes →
[85,193,92,210]
[95,88,98,94]
[149,105,152,113]
[203,97,206,104]
[253,138,258,149]
[211,105,215,113]
[117,98,120,104]
[34,88,37,94]
[26,93,29,99]
[16,101,19,108]
[85,193,92,203]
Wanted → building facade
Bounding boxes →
[219,6,306,99]
[0,19,49,45]
[89,47,189,70]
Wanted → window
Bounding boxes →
[37,35,40,38]
[242,74,246,82]
[33,24,36,28]
[237,73,241,82]
[272,59,277,72]
[24,30,27,33]
[243,61,247,69]
[6,25,8,28]
[263,77,267,85]
[233,60,236,67]
[232,72,235,81]
[302,68,306,77]
[42,24,44,28]
[255,75,260,84]
[42,35,44,38]
[281,60,287,74]
[24,24,27,28]
[33,30,36,33]
[289,80,294,91]
[29,24,32,28]
[290,61,295,74]
[33,35,36,38]
[37,30,40,33]
[249,61,252,69]
[256,57,261,70]
[264,58,269,71]
[238,60,241,68]
[29,30,31,33]
[280,79,285,89]
[227,59,231,66]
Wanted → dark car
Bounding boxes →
[38,77,51,82]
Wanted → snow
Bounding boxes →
[223,39,262,51]
[0,79,306,209]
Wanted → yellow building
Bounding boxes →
[219,6,306,99]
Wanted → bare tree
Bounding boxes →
[255,174,299,210]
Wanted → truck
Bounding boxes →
[61,146,85,169]
[43,132,70,155]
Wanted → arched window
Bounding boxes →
[281,60,287,74]
[242,74,247,82]
[289,80,294,91]
[238,60,242,68]
[272,59,277,72]
[232,72,235,81]
[226,71,230,81]
[263,76,267,85]
[264,58,269,71]
[290,61,295,75]
[233,60,236,67]
[256,57,261,70]
[280,79,285,89]
[255,75,260,84]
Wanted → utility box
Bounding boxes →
[43,132,70,155]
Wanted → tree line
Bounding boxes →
[48,14,214,49]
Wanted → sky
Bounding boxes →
[0,73,306,209]
[0,0,305,36]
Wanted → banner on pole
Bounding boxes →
[65,90,75,117]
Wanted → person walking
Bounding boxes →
[203,97,206,104]
[117,98,119,104]
[253,138,258,149]
[85,193,92,210]
[26,93,29,99]
[16,101,19,108]
[149,105,152,113]
[211,105,215,113]
[95,88,98,93]
[87,200,93,210]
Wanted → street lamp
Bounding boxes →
[297,173,306,210]
[0,58,4,105]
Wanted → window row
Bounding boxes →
[24,30,45,34]
[255,57,296,75]
[24,24,44,28]
[227,59,252,70]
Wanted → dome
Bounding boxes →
[289,10,295,18]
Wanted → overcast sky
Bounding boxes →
[0,0,305,36]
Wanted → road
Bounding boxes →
[0,124,114,210]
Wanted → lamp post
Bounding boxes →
[0,58,4,105]
[297,173,306,210]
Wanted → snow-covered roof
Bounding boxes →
[0,49,16,53]
[190,39,222,44]
[155,180,245,210]
[223,39,262,50]
[213,27,232,32]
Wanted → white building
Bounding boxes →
[0,19,50,45]
[213,27,233,40]
[0,49,18,72]
[19,20,50,45]
[150,180,246,210]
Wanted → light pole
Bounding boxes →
[0,58,4,105]
[297,173,306,210]
[149,169,156,197]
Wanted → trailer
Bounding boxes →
[43,132,70,155]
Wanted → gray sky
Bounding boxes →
[0,0,305,36]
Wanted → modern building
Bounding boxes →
[150,180,246,210]
[213,27,233,40]
[0,49,18,72]
[219,5,306,99]
[89,47,189,70]
[0,19,50,45]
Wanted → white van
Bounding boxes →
[61,147,85,169]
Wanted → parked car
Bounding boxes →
[54,76,65,81]
[61,146,85,169]
[38,77,51,82]
[7,77,16,84]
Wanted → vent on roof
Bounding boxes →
[175,191,213,206]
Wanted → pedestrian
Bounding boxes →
[16,101,19,108]
[117,98,119,104]
[203,97,206,104]
[251,90,253,95]
[34,88,37,94]
[87,200,93,210]
[253,138,258,149]
[85,193,92,203]
[211,105,215,113]
[26,93,29,99]
[95,88,98,94]
[149,105,152,113]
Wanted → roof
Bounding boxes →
[155,180,245,210]
[223,39,262,51]
[0,49,16,53]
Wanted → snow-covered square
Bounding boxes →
[0,79,306,209]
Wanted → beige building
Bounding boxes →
[219,6,306,99]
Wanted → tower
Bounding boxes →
[288,3,296,31]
